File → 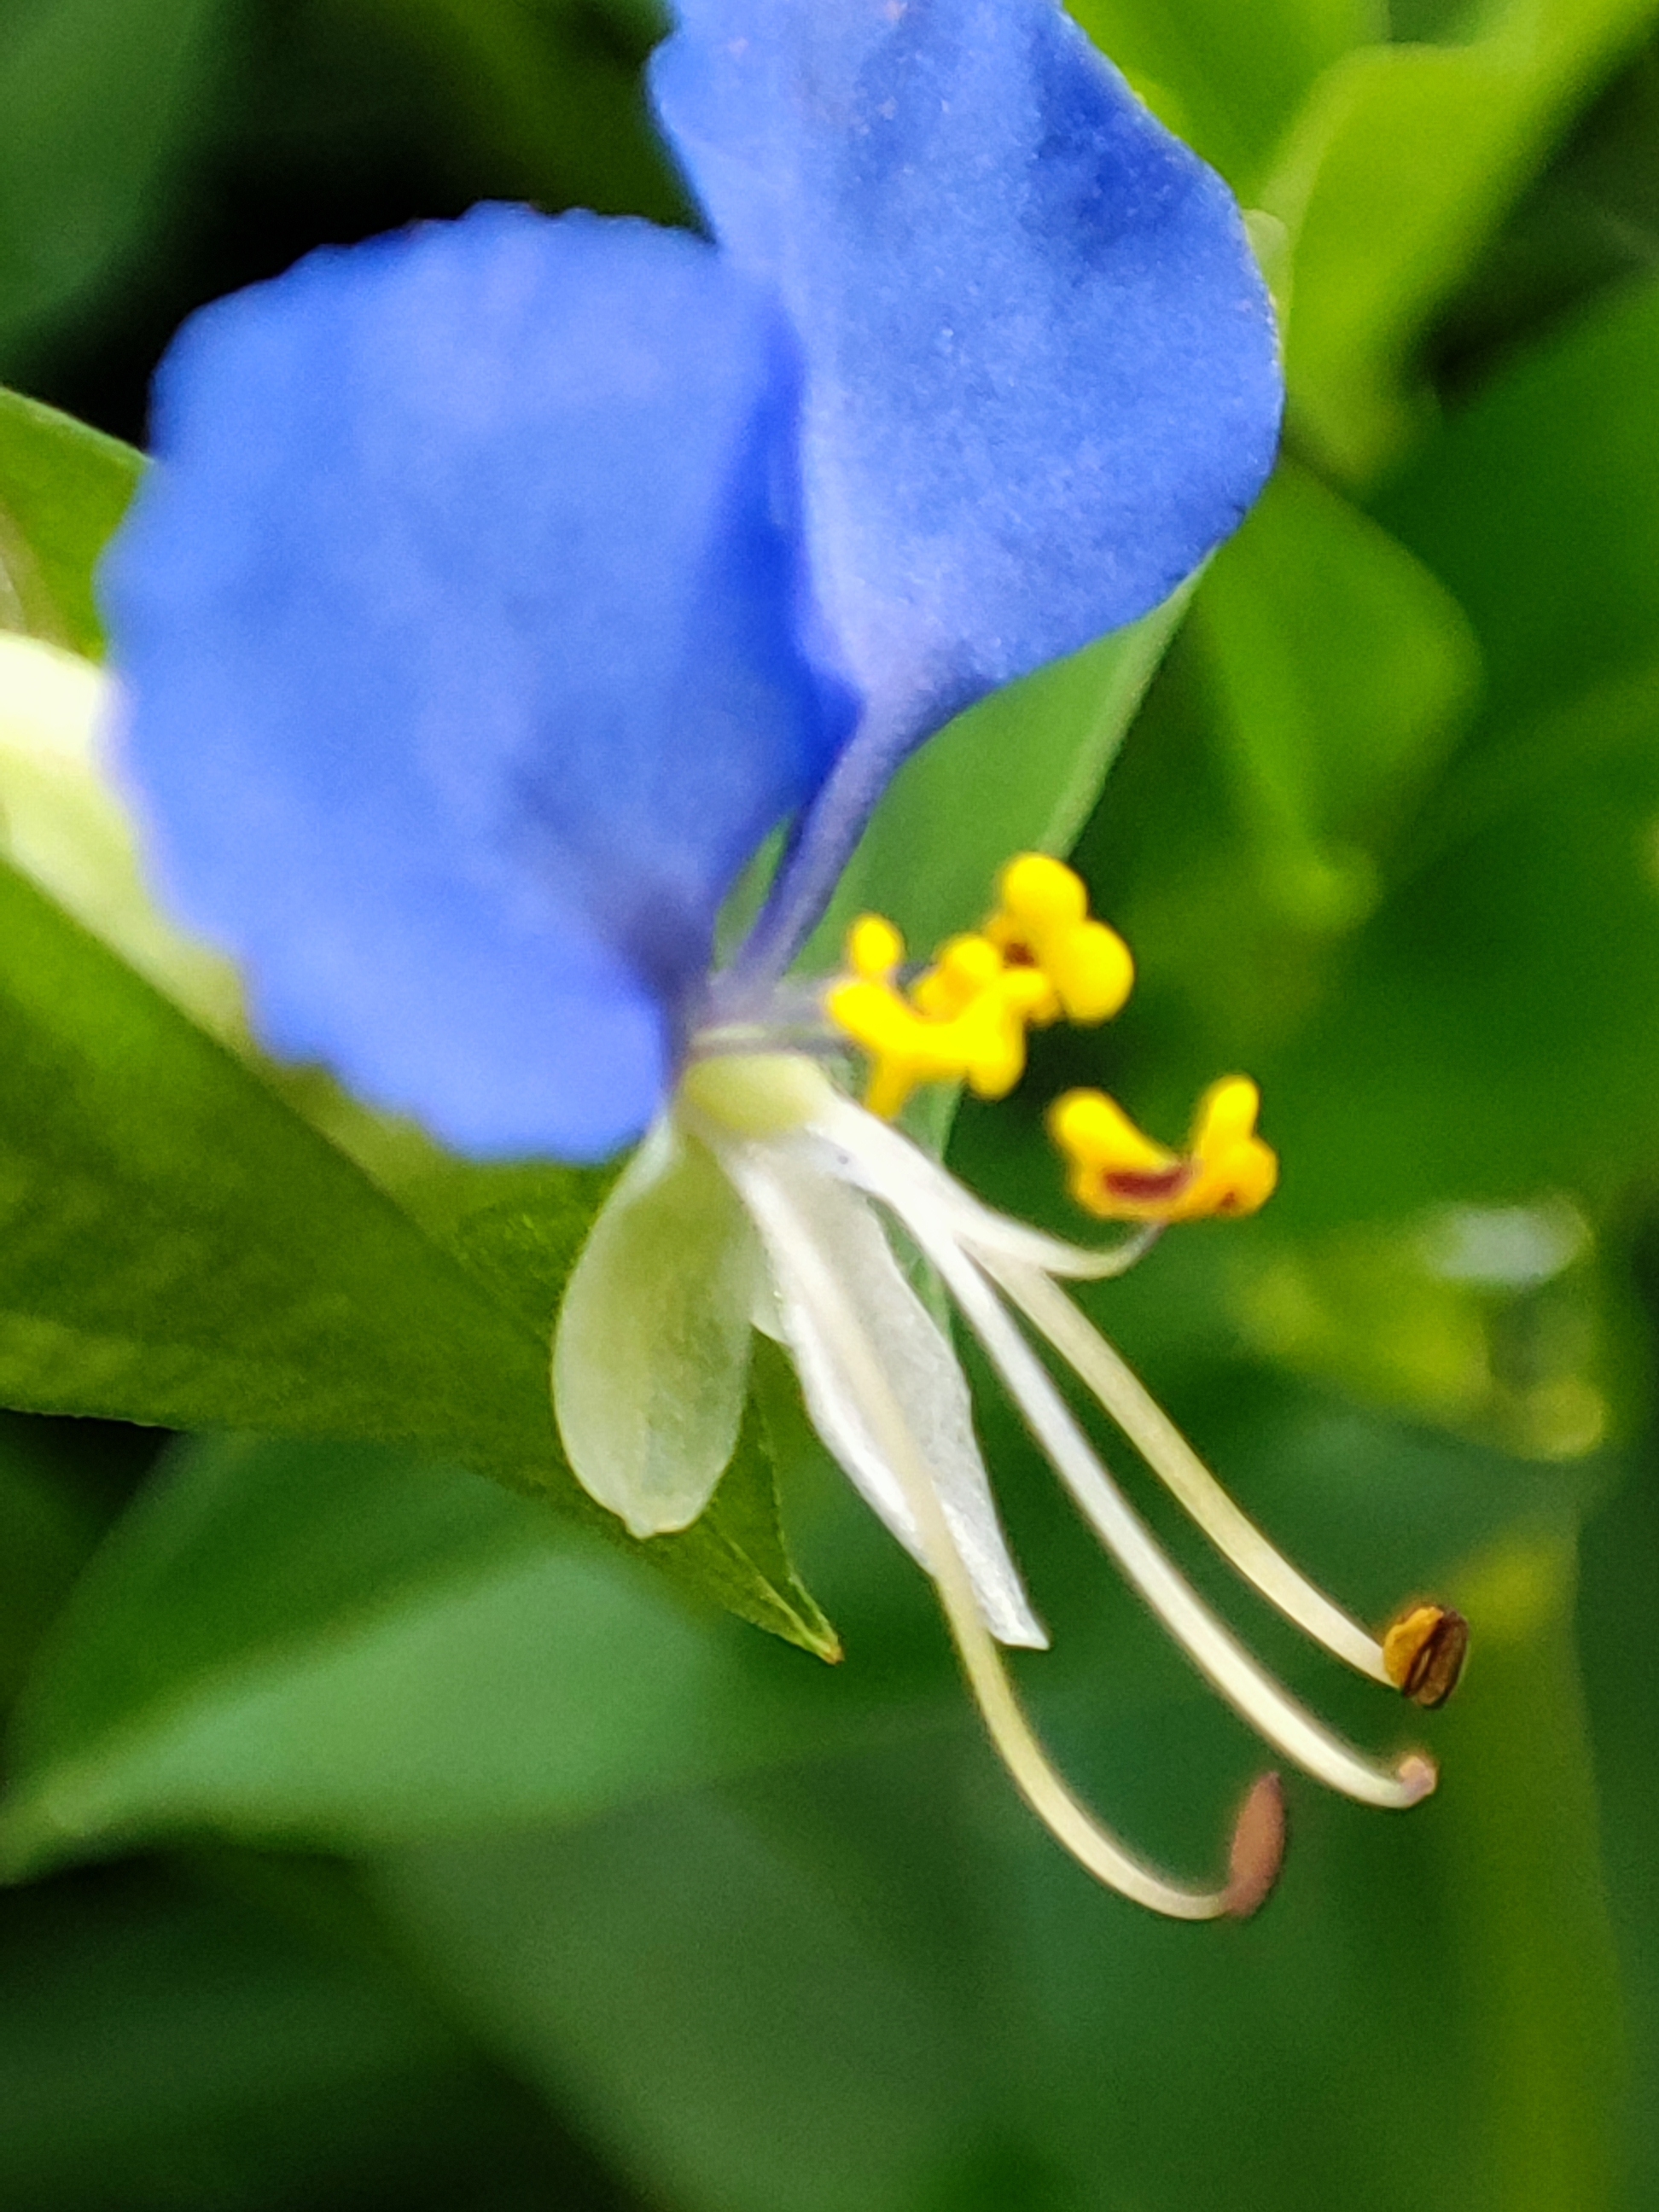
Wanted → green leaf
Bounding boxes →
[1260,656,1659,1223]
[1243,278,1659,1224]
[362,1484,1624,2212]
[1377,273,1659,729]
[0,859,830,1652]
[0,1424,889,1879]
[0,384,143,655]
[375,0,687,224]
[1192,457,1479,930]
[1069,0,1380,191]
[0,1416,107,1708]
[1423,1528,1626,2210]
[0,0,229,375]
[370,1789,982,2212]
[0,1856,603,2211]
[1578,1391,1659,2206]
[1264,0,1659,479]
[809,591,1190,972]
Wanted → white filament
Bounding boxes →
[985,1259,1390,1685]
[869,1172,1432,1811]
[817,1097,1394,1685]
[815,1093,1156,1280]
[725,1144,1244,1919]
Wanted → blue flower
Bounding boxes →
[105,0,1279,1161]
[103,0,1461,1916]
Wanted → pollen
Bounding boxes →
[1051,1074,1278,1225]
[825,854,1133,1121]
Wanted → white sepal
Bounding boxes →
[554,1116,761,1538]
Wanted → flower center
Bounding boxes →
[821,851,1278,1226]
[680,1049,837,1138]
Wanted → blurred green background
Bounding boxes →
[6,0,1659,2205]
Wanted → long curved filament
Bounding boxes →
[984,1257,1390,1685]
[891,1189,1434,1812]
[727,1149,1278,1921]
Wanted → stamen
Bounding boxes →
[983,854,1135,1025]
[827,920,1049,1120]
[1225,1773,1289,1922]
[725,1145,1266,1920]
[824,856,1133,1124]
[981,1256,1392,1686]
[1382,1604,1470,1708]
[1050,1078,1278,1225]
[888,1186,1436,1811]
[812,1092,1158,1282]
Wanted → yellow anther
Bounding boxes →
[984,853,1134,1026]
[911,933,1004,1018]
[1178,1078,1279,1220]
[997,852,1090,932]
[1050,1074,1278,1225]
[827,859,1135,1121]
[847,912,905,980]
[828,958,1047,1121]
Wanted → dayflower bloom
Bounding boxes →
[102,0,1464,1918]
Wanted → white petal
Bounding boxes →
[553,1119,760,1538]
[722,1136,1046,1650]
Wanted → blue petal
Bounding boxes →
[104,205,855,1159]
[653,0,1284,760]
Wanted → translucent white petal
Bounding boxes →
[553,1118,760,1538]
[721,1135,1047,1650]
[811,1091,1388,1683]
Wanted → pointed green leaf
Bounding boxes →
[811,591,1190,970]
[1070,0,1380,191]
[1265,0,1659,479]
[0,1426,865,1878]
[0,0,228,375]
[0,859,830,1651]
[0,385,143,655]
[1192,457,1479,930]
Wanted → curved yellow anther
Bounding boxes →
[1049,1075,1278,1225]
[985,853,1134,1027]
[1180,1077,1278,1220]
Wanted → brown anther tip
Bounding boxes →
[1382,1604,1470,1709]
[1223,1773,1286,1921]
[1396,1754,1438,1806]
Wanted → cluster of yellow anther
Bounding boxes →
[826,855,1132,1121]
[825,853,1278,1228]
